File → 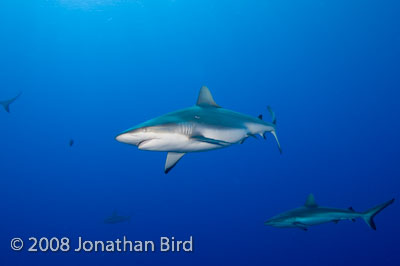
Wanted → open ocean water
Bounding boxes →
[0,1,399,265]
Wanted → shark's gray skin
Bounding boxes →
[104,211,131,224]
[0,92,22,113]
[116,86,281,173]
[264,194,395,231]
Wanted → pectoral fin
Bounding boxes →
[293,222,308,231]
[191,135,232,146]
[240,137,247,144]
[165,152,185,174]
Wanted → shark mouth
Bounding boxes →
[137,139,153,148]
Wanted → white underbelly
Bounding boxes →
[297,217,332,226]
[199,127,247,143]
[137,128,246,153]
[137,133,221,152]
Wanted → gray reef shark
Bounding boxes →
[0,92,22,113]
[104,211,131,224]
[116,86,281,173]
[264,194,395,231]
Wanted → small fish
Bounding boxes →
[69,139,74,147]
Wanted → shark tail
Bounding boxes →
[267,106,276,125]
[0,92,22,113]
[271,130,282,154]
[0,101,11,113]
[362,198,394,230]
[266,106,281,154]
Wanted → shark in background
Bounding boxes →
[116,86,281,173]
[104,211,131,224]
[0,92,22,113]
[264,194,395,231]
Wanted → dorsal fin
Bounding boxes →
[304,194,318,208]
[196,86,220,108]
[112,210,117,217]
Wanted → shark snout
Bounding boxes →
[115,131,143,145]
[115,132,130,143]
[264,220,273,226]
[115,127,154,146]
[264,216,287,227]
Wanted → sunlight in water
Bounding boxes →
[57,0,142,9]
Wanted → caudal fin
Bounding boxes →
[0,92,22,113]
[266,106,281,154]
[271,130,282,154]
[267,106,276,125]
[362,198,395,230]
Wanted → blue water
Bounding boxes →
[1,1,399,265]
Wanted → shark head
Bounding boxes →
[115,115,191,152]
[264,213,297,228]
[115,124,159,146]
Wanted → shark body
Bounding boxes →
[264,194,395,231]
[104,211,131,224]
[116,86,281,173]
[0,92,22,113]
